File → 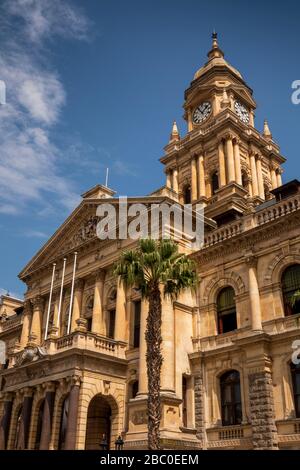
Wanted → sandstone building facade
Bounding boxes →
[0,34,300,450]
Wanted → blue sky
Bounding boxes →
[0,0,299,298]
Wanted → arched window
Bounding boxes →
[183,185,191,204]
[281,264,300,316]
[217,287,237,334]
[291,363,300,418]
[220,370,242,426]
[211,171,219,195]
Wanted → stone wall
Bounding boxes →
[248,371,278,450]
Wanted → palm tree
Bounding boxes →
[114,239,197,450]
[290,290,300,309]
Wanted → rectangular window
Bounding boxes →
[108,309,116,339]
[133,300,141,348]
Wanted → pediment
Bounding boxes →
[19,200,102,278]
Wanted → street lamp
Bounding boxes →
[115,435,124,451]
[99,433,108,451]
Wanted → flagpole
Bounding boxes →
[44,263,56,340]
[56,257,66,331]
[67,252,77,335]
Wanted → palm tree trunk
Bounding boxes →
[145,283,163,450]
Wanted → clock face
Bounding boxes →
[234,101,250,124]
[193,102,212,124]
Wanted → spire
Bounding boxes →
[169,120,180,143]
[263,119,272,140]
[207,31,224,60]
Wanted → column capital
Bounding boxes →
[23,387,34,398]
[276,167,284,175]
[256,154,263,162]
[69,374,82,387]
[0,391,14,402]
[269,162,277,171]
[95,270,106,282]
[23,300,32,315]
[224,132,234,141]
[74,278,85,291]
[31,296,44,311]
[244,254,258,268]
[43,382,56,393]
[233,136,241,145]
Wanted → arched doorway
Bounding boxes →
[85,395,112,450]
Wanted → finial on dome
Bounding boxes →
[169,120,180,143]
[263,119,272,140]
[212,31,218,48]
[207,31,224,60]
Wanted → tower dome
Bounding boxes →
[193,32,243,81]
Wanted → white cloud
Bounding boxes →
[5,0,90,44]
[18,77,65,124]
[0,0,89,215]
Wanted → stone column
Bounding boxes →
[92,271,105,335]
[233,138,242,186]
[166,170,172,189]
[49,290,60,337]
[30,297,43,345]
[64,376,81,450]
[39,383,56,450]
[0,393,14,450]
[172,168,179,193]
[205,175,212,199]
[246,256,262,331]
[197,154,206,197]
[276,168,283,187]
[16,388,33,450]
[160,291,175,394]
[225,135,235,183]
[256,155,265,200]
[191,157,198,201]
[115,278,127,341]
[19,301,32,348]
[270,165,277,189]
[71,279,84,333]
[137,299,148,397]
[250,153,259,196]
[248,362,278,449]
[218,140,226,187]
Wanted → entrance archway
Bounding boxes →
[85,395,112,450]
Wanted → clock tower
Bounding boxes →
[161,33,285,224]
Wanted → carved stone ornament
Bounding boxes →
[62,216,99,253]
[14,345,48,367]
[131,410,148,425]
